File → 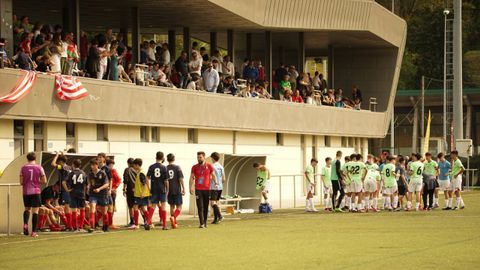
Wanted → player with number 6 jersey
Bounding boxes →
[407,153,424,211]
[65,159,87,231]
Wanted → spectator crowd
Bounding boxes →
[0,15,363,109]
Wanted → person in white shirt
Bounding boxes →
[189,51,203,76]
[312,71,320,90]
[223,55,235,77]
[210,50,223,74]
[147,41,156,63]
[202,63,219,93]
[160,43,170,66]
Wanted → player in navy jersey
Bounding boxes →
[97,153,113,228]
[51,152,73,230]
[147,151,169,230]
[166,153,185,229]
[65,159,88,231]
[87,158,110,232]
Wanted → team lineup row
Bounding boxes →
[304,151,466,213]
[19,150,271,237]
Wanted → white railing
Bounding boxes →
[0,183,21,236]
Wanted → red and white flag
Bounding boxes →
[55,75,88,100]
[0,70,37,103]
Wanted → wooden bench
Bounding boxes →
[219,197,260,212]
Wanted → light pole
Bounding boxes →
[453,0,463,145]
[443,8,450,152]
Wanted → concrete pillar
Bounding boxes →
[24,120,34,153]
[62,0,80,45]
[328,45,335,89]
[246,33,252,59]
[265,31,272,93]
[131,7,140,64]
[453,0,463,141]
[298,32,305,72]
[411,97,418,153]
[466,103,472,139]
[362,138,369,159]
[0,0,13,57]
[168,30,176,60]
[183,27,191,60]
[210,31,217,54]
[227,29,234,59]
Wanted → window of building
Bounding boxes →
[341,137,348,148]
[188,128,198,144]
[348,137,354,148]
[97,124,108,141]
[33,121,44,151]
[140,126,148,142]
[13,120,25,157]
[151,127,160,142]
[325,136,331,147]
[276,133,284,146]
[66,123,76,151]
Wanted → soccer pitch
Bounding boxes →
[1,192,479,270]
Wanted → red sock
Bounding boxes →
[79,209,85,229]
[102,213,108,226]
[90,213,95,229]
[107,212,113,226]
[146,210,153,225]
[67,212,74,229]
[72,212,78,230]
[174,209,181,221]
[133,210,139,226]
[37,214,44,229]
[96,212,102,225]
[161,210,167,227]
[110,211,114,225]
[147,206,155,224]
[60,214,68,227]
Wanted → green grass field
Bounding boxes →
[1,192,480,270]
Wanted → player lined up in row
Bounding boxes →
[305,151,465,213]
[20,151,265,237]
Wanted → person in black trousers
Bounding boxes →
[189,152,218,228]
[331,151,345,212]
[422,173,436,210]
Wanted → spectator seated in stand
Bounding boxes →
[291,89,304,103]
[322,89,335,106]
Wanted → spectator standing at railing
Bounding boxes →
[64,32,79,76]
[243,61,259,82]
[175,51,189,88]
[203,62,219,93]
[140,41,148,64]
[147,41,156,64]
[223,55,235,77]
[49,33,63,73]
[200,47,209,62]
[79,30,89,71]
[312,71,320,90]
[319,73,328,93]
[86,38,100,78]
[0,38,12,67]
[189,50,203,77]
[288,66,299,91]
[107,41,119,81]
[60,32,69,74]
[159,43,170,66]
[257,60,265,81]
[352,86,362,110]
[211,50,223,74]
[14,46,33,70]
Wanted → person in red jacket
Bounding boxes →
[107,159,121,229]
[292,89,304,103]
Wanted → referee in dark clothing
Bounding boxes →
[190,152,218,228]
[122,158,136,226]
[331,151,345,212]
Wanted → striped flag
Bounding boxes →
[0,70,37,103]
[55,75,88,100]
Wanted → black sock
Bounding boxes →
[32,213,38,233]
[130,217,134,224]
[23,210,29,225]
[213,204,222,219]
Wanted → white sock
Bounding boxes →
[381,197,386,209]
[460,198,465,207]
[373,198,378,209]
[407,201,412,209]
[393,196,399,208]
[448,198,453,208]
[456,197,461,208]
[305,200,310,209]
[385,197,391,208]
[415,202,420,209]
[433,197,438,206]
[310,198,316,209]
[365,198,370,209]
[346,196,351,209]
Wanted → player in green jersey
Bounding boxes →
[407,153,424,211]
[347,154,366,212]
[254,163,270,204]
[340,156,352,211]
[304,158,318,212]
[450,150,465,210]
[321,158,333,211]
[363,157,381,212]
[382,156,398,211]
